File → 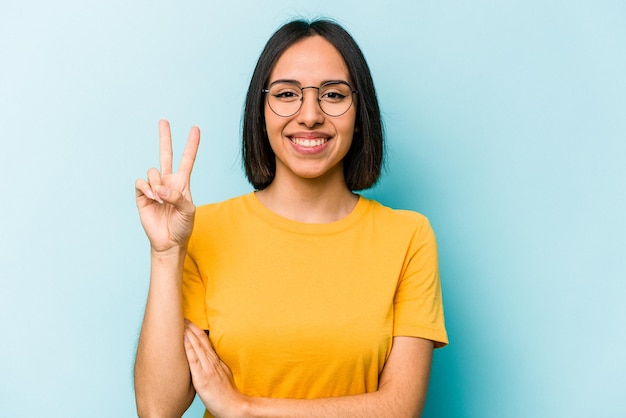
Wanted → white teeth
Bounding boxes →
[291,138,328,147]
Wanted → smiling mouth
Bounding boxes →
[289,137,329,147]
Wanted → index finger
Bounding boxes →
[178,125,200,177]
[159,119,173,175]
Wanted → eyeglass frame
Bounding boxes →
[262,80,359,117]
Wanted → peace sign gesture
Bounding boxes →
[135,120,200,253]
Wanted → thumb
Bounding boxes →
[156,186,194,213]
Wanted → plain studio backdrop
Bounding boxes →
[1,1,624,417]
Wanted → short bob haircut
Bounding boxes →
[242,18,384,191]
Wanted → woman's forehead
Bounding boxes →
[268,36,351,85]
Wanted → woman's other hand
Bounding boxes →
[135,120,200,253]
[184,320,248,418]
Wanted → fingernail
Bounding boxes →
[146,189,155,200]
[157,186,170,199]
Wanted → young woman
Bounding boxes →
[134,19,447,418]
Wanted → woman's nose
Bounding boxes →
[296,89,325,126]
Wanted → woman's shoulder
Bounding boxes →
[193,193,254,225]
[362,197,432,229]
[358,197,437,251]
[196,193,249,211]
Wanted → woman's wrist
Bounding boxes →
[150,245,187,260]
[149,246,187,279]
[235,394,256,418]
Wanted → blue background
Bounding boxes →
[1,1,624,417]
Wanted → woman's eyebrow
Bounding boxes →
[319,79,350,86]
[268,79,350,87]
[268,79,300,87]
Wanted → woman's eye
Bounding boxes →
[322,91,347,101]
[274,91,299,99]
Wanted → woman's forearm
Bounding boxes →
[245,337,432,418]
[134,248,195,417]
[242,387,424,418]
[242,343,432,418]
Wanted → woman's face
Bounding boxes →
[264,35,357,185]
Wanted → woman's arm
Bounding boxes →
[134,120,200,417]
[184,322,433,418]
[135,249,196,417]
[246,336,433,418]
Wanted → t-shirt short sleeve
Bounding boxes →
[393,217,448,348]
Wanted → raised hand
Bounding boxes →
[135,120,200,253]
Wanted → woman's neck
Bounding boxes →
[255,175,358,224]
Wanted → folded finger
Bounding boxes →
[135,178,155,201]
[146,168,163,203]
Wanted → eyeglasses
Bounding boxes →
[262,80,358,117]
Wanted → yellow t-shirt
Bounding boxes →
[183,192,447,407]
